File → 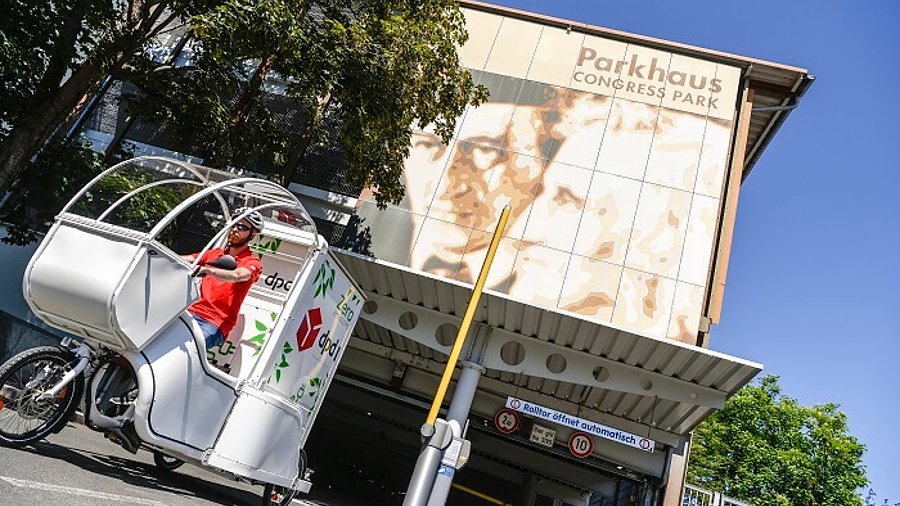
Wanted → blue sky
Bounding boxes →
[493,0,900,501]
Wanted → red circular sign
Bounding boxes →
[494,408,520,434]
[568,431,594,458]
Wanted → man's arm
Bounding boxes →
[197,266,253,282]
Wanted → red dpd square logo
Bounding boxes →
[296,308,323,352]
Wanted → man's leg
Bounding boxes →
[191,315,225,349]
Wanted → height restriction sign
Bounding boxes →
[494,408,520,434]
[568,431,594,458]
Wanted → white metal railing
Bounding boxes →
[683,484,752,506]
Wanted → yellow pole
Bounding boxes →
[426,206,510,425]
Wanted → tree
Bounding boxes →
[864,489,900,506]
[688,375,867,506]
[274,0,488,206]
[0,0,198,197]
[133,0,487,206]
[2,0,485,218]
[0,139,106,245]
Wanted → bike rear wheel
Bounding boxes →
[153,450,185,472]
[0,346,84,446]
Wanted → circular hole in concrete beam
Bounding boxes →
[363,300,378,315]
[500,341,526,366]
[592,366,610,382]
[434,323,458,347]
[546,354,567,374]
[641,378,653,391]
[398,311,418,331]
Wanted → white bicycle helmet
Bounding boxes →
[233,207,264,232]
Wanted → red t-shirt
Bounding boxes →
[188,247,262,337]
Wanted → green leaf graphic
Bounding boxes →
[273,339,294,380]
[314,260,336,298]
[255,320,267,331]
[275,369,282,382]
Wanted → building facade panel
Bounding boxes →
[615,44,672,107]
[483,16,542,78]
[679,193,720,286]
[612,267,678,338]
[526,25,586,87]
[594,99,659,180]
[559,254,624,322]
[457,8,503,70]
[695,117,733,197]
[569,34,629,97]
[643,109,708,192]
[572,171,642,265]
[668,281,705,343]
[624,182,692,279]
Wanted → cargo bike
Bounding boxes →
[0,157,364,505]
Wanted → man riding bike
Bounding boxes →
[182,207,264,349]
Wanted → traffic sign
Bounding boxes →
[529,424,556,447]
[494,408,520,434]
[568,431,594,458]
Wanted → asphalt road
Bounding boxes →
[0,421,322,506]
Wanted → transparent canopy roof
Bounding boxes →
[61,156,316,254]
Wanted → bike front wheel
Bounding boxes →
[261,450,307,506]
[0,346,84,446]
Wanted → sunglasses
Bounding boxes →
[232,224,252,232]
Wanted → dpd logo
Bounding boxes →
[264,272,293,292]
[317,330,343,358]
[296,307,323,352]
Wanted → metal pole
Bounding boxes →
[403,206,510,506]
[427,362,485,506]
[445,362,485,424]
[404,420,454,506]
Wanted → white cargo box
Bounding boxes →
[25,217,197,350]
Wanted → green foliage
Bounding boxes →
[126,56,290,167]
[132,0,488,205]
[0,0,206,199]
[297,0,489,205]
[3,0,485,242]
[688,375,867,506]
[1,139,105,245]
[0,137,184,245]
[77,169,184,234]
[864,489,899,506]
[0,0,111,137]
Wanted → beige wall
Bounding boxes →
[354,7,742,345]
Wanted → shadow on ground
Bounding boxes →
[7,434,264,505]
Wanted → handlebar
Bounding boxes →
[192,254,237,277]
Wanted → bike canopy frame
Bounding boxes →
[58,156,321,264]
